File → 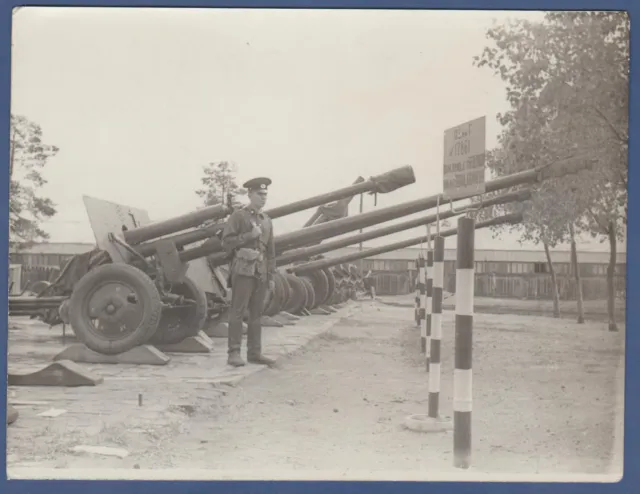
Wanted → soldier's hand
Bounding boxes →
[268,279,275,292]
[248,225,262,240]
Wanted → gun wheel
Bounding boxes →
[263,273,288,316]
[322,267,336,306]
[299,277,316,311]
[283,274,307,314]
[150,276,208,345]
[69,263,162,355]
[301,270,330,309]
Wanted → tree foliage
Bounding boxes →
[472,11,629,246]
[195,161,246,209]
[9,114,59,248]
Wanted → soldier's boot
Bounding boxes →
[227,352,246,367]
[247,354,276,367]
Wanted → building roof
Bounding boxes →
[322,246,626,264]
[10,242,95,255]
[10,242,626,265]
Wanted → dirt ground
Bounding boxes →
[6,300,625,482]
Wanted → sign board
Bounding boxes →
[443,116,486,200]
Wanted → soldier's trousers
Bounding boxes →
[228,272,267,357]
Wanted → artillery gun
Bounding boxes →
[256,190,527,316]
[228,158,594,316]
[8,166,416,355]
[284,212,525,308]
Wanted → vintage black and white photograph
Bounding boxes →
[6,7,627,481]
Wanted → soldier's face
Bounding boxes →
[250,190,268,209]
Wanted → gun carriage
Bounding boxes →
[9,166,416,355]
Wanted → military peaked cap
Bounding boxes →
[243,177,272,191]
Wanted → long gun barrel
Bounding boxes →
[194,158,588,265]
[275,189,531,267]
[122,203,231,245]
[136,165,415,254]
[273,163,580,253]
[287,213,524,275]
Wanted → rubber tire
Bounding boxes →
[321,267,336,306]
[68,263,163,355]
[262,286,275,314]
[304,270,330,309]
[150,276,208,345]
[262,286,277,316]
[262,275,284,317]
[275,272,291,313]
[299,277,316,311]
[264,273,287,316]
[283,274,307,314]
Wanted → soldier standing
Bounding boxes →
[363,270,375,299]
[222,177,277,367]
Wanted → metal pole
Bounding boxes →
[454,216,475,469]
[426,244,433,370]
[359,192,364,277]
[428,235,445,418]
[417,256,426,343]
[414,258,421,327]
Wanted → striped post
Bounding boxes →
[414,259,421,327]
[425,249,433,371]
[428,236,445,418]
[454,217,475,469]
[417,256,426,352]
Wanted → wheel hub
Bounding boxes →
[87,283,143,331]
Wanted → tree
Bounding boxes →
[569,222,585,324]
[473,12,629,327]
[195,161,246,209]
[472,117,583,318]
[9,114,59,249]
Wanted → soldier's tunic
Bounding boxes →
[221,204,276,358]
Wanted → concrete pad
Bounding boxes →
[8,360,104,387]
[196,331,215,347]
[206,320,248,338]
[7,404,19,425]
[321,305,338,313]
[272,314,295,326]
[155,335,213,354]
[54,343,170,366]
[261,315,284,327]
[310,308,331,316]
[279,311,301,321]
[403,414,453,433]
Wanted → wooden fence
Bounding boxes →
[451,273,627,301]
[9,264,61,294]
[374,270,625,301]
[372,273,412,296]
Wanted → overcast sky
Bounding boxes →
[10,7,626,253]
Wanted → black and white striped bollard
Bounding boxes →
[418,256,426,352]
[454,216,475,469]
[426,249,433,371]
[428,236,445,418]
[414,259,421,327]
